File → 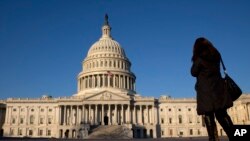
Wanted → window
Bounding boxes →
[48,117,52,124]
[190,129,193,135]
[13,108,16,112]
[39,130,43,136]
[19,129,22,135]
[178,115,182,124]
[179,131,183,136]
[168,108,171,112]
[49,109,52,112]
[178,108,181,112]
[20,118,24,124]
[29,130,33,136]
[41,109,44,112]
[161,109,163,112]
[10,128,14,135]
[40,118,44,124]
[12,118,16,124]
[30,115,34,124]
[161,118,164,124]
[161,131,164,135]
[189,117,192,123]
[47,130,51,136]
[188,108,191,111]
[198,129,201,135]
[169,118,172,124]
[197,117,200,123]
[31,109,34,112]
[169,129,173,136]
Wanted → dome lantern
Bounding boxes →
[101,14,112,39]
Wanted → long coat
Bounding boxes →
[191,57,233,115]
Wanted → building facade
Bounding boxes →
[0,15,250,139]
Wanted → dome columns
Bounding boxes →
[78,73,136,93]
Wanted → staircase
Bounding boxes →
[88,125,132,139]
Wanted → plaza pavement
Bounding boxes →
[0,136,229,141]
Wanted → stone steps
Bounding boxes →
[88,125,132,139]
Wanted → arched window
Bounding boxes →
[109,60,112,67]
[96,61,99,67]
[101,61,103,67]
[178,115,182,124]
[105,60,107,67]
[30,115,35,125]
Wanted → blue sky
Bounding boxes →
[0,0,249,99]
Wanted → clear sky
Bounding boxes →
[0,0,249,100]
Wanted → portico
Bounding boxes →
[58,102,156,126]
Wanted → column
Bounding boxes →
[85,76,88,88]
[147,105,150,124]
[152,105,155,124]
[102,104,104,125]
[108,75,110,87]
[113,74,115,88]
[121,104,124,124]
[103,74,105,87]
[59,106,61,125]
[17,106,21,125]
[92,75,95,88]
[88,105,91,124]
[54,106,57,124]
[36,107,40,125]
[115,104,117,125]
[140,105,142,124]
[46,106,48,125]
[5,106,9,124]
[108,105,111,125]
[64,106,66,125]
[95,105,98,125]
[99,75,101,87]
[129,78,132,90]
[82,78,84,89]
[127,77,129,89]
[82,105,85,124]
[76,106,79,125]
[70,106,73,125]
[128,105,131,124]
[26,106,29,125]
[118,75,121,88]
[124,76,126,89]
[133,105,136,124]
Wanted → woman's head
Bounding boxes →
[192,37,220,62]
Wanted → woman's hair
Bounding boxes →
[192,37,221,62]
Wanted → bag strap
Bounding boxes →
[220,56,227,75]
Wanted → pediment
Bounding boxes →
[84,91,130,101]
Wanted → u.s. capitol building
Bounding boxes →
[0,15,249,139]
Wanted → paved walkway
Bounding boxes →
[0,137,229,141]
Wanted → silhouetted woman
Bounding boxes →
[191,37,234,141]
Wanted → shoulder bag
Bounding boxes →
[220,57,242,101]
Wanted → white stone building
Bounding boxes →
[0,15,250,139]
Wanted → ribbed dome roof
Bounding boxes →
[86,15,126,58]
[87,38,126,57]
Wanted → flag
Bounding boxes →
[106,71,113,77]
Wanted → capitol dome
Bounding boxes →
[87,36,126,58]
[76,15,136,96]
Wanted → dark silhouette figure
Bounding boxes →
[191,37,234,141]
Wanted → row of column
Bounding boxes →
[5,106,59,126]
[84,59,130,72]
[59,104,155,126]
[78,74,135,91]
